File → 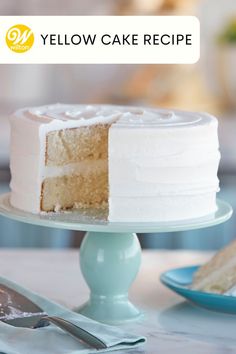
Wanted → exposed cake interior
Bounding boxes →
[41,124,110,212]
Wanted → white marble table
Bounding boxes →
[1,249,236,354]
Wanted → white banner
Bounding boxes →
[0,16,200,64]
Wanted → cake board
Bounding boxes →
[0,193,233,324]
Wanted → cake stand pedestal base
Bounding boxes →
[0,194,232,325]
[77,231,142,324]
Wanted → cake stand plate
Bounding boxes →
[0,194,232,233]
[0,193,233,324]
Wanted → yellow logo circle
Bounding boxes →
[6,24,34,53]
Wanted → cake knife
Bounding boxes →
[0,284,107,350]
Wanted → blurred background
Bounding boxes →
[0,0,236,249]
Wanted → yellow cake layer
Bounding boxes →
[41,171,108,212]
[194,266,236,294]
[42,124,110,211]
[46,124,110,166]
[192,240,236,293]
[193,240,236,283]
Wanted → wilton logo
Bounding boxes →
[6,24,34,53]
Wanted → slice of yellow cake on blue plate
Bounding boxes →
[192,240,236,294]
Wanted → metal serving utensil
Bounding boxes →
[0,284,107,350]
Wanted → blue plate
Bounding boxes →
[160,266,236,314]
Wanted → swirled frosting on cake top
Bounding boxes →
[13,103,216,129]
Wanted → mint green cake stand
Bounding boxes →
[0,193,233,324]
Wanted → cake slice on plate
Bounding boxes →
[192,239,236,294]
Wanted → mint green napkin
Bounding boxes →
[0,277,146,354]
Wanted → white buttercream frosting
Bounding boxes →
[225,286,236,296]
[23,104,122,125]
[43,160,107,179]
[10,104,220,220]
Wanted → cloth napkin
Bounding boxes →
[0,276,146,354]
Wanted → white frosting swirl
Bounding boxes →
[14,103,216,130]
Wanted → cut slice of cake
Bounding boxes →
[191,240,236,294]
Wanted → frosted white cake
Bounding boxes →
[10,104,220,222]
